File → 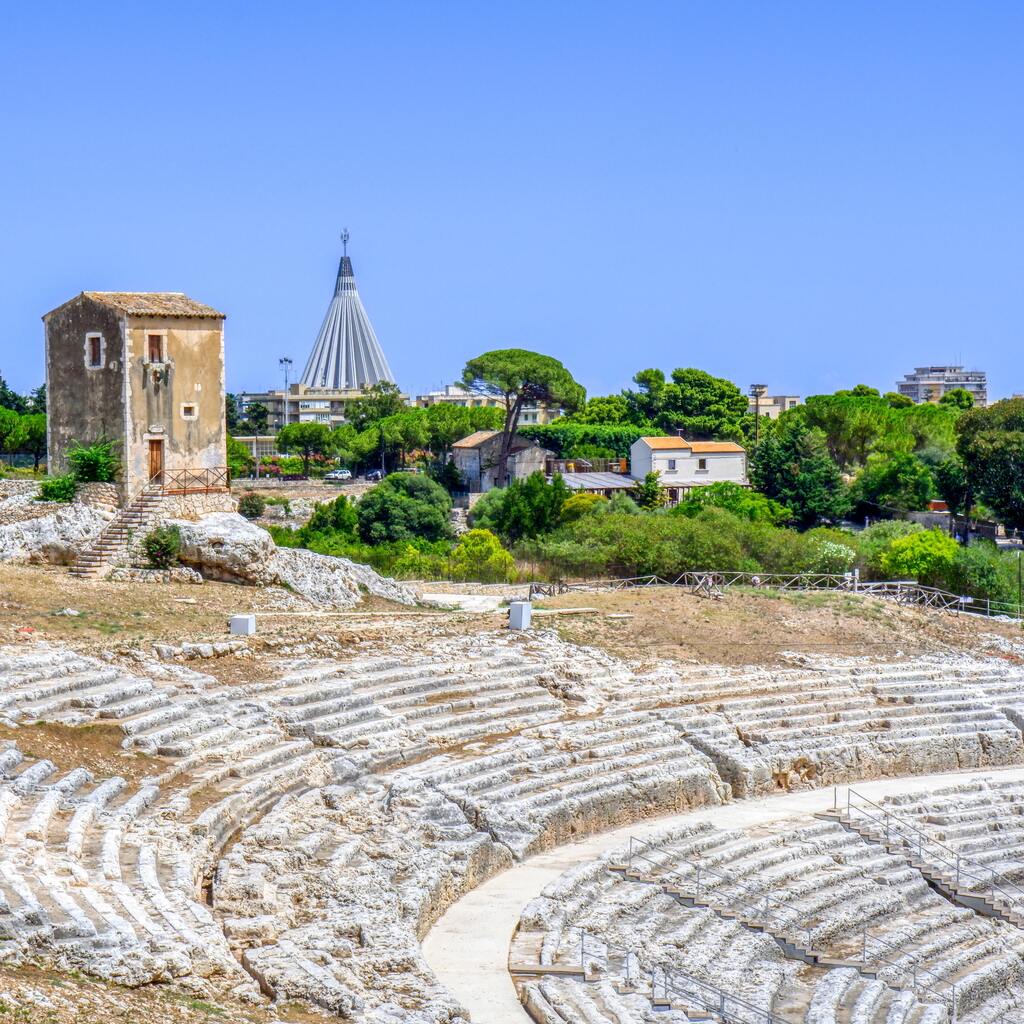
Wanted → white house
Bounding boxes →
[629,436,747,499]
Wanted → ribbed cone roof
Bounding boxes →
[299,252,395,390]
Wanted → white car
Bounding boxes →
[324,469,352,482]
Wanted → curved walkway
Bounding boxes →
[422,765,1024,1024]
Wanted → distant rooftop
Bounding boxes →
[639,436,745,453]
[44,292,225,319]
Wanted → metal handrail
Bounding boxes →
[626,835,815,951]
[624,832,959,1021]
[845,787,1024,913]
[161,466,229,494]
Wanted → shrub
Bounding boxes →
[305,494,358,538]
[560,493,608,523]
[37,474,77,502]
[673,482,791,525]
[144,524,181,569]
[449,529,516,583]
[237,493,266,519]
[807,539,857,574]
[357,473,453,544]
[469,472,570,542]
[879,529,959,586]
[629,472,666,510]
[65,438,120,483]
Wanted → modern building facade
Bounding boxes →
[411,383,560,426]
[43,292,228,500]
[237,383,383,430]
[747,393,801,419]
[897,366,988,407]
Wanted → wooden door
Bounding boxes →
[148,440,164,483]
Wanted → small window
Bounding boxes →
[667,459,676,471]
[148,334,164,363]
[697,457,708,471]
[84,332,105,369]
[180,403,198,420]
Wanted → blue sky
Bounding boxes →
[1,2,1021,401]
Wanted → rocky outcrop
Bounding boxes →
[271,546,416,608]
[170,512,416,607]
[170,512,279,585]
[0,500,111,564]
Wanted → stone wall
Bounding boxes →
[77,482,120,510]
[160,491,237,520]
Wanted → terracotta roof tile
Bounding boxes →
[44,292,225,319]
[639,436,745,453]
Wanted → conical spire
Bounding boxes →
[300,232,395,390]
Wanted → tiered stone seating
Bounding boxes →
[879,780,1024,888]
[651,662,1024,796]
[514,818,1024,1024]
[413,711,728,857]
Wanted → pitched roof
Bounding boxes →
[44,292,225,319]
[639,436,745,453]
[453,430,501,449]
[561,472,637,490]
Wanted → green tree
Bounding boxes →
[934,457,971,517]
[462,349,585,484]
[879,529,959,586]
[560,493,609,523]
[629,471,666,510]
[17,413,47,471]
[852,453,933,517]
[277,422,334,475]
[623,368,747,439]
[26,384,46,415]
[956,398,1024,529]
[226,435,254,478]
[673,481,791,524]
[303,494,359,539]
[347,381,406,431]
[225,393,241,432]
[750,420,850,527]
[845,384,881,398]
[883,392,914,408]
[357,473,453,543]
[940,388,975,410]
[0,374,26,413]
[0,407,21,456]
[449,529,516,583]
[469,472,571,542]
[246,402,270,433]
[566,395,631,425]
[519,423,655,459]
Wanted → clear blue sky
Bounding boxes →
[2,2,1021,402]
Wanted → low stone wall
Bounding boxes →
[0,479,40,498]
[77,482,120,510]
[161,491,237,519]
[107,567,204,585]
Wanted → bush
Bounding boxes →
[673,482,791,525]
[469,472,570,542]
[879,529,959,586]
[357,473,453,544]
[856,519,923,578]
[66,438,120,483]
[144,524,181,569]
[560,493,608,523]
[449,529,516,583]
[237,493,266,519]
[37,474,77,502]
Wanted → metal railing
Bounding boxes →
[528,571,1022,623]
[843,787,1024,921]
[575,927,794,1024]
[160,467,230,494]
[625,836,816,950]
[858,927,957,1022]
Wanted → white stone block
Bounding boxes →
[509,601,532,630]
[230,614,256,636]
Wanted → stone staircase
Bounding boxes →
[70,485,164,580]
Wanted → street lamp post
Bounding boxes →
[749,384,768,446]
[279,357,293,427]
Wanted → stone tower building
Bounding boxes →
[43,292,228,501]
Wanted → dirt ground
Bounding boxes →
[536,585,1024,668]
[0,965,330,1023]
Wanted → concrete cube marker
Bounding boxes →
[230,614,256,636]
[508,601,532,630]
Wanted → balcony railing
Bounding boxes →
[158,467,230,495]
